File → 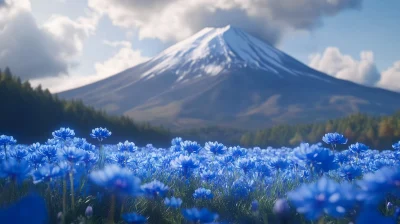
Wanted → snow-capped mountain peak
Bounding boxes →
[59,25,400,131]
[140,25,307,81]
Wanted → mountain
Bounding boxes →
[59,25,400,130]
[0,69,171,145]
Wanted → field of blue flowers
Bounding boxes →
[0,127,400,224]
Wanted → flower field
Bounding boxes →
[0,127,400,224]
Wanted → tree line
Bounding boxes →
[0,68,171,146]
[1,67,399,150]
[180,111,400,150]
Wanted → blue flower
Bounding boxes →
[181,141,202,154]
[322,132,348,146]
[308,148,338,173]
[200,170,217,182]
[269,158,290,171]
[0,135,17,146]
[110,152,130,167]
[338,164,362,181]
[0,158,31,183]
[182,208,219,223]
[357,166,400,205]
[9,146,28,161]
[349,142,369,154]
[81,151,98,168]
[81,142,96,152]
[164,197,182,209]
[29,153,46,169]
[28,142,41,153]
[237,158,255,173]
[90,127,112,142]
[205,141,227,155]
[89,165,142,196]
[230,146,247,158]
[288,177,355,221]
[118,141,137,152]
[251,200,259,212]
[60,147,85,164]
[273,199,290,218]
[52,127,75,140]
[85,206,93,218]
[231,178,253,199]
[141,180,169,198]
[356,209,396,224]
[392,141,400,150]
[171,137,182,146]
[170,155,199,177]
[39,145,58,163]
[32,164,62,184]
[193,188,213,200]
[255,163,271,177]
[122,213,147,224]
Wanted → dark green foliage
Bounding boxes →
[179,113,400,150]
[0,69,171,146]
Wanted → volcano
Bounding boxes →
[59,25,400,130]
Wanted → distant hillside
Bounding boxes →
[0,68,171,146]
[179,112,400,150]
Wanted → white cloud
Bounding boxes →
[87,0,362,45]
[94,41,149,78]
[0,0,99,80]
[42,12,100,59]
[103,40,131,48]
[377,61,400,92]
[308,47,380,86]
[30,40,149,93]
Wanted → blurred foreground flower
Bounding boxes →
[288,177,355,221]
[89,165,142,196]
[182,208,219,223]
[0,194,48,224]
[164,197,182,209]
[122,213,147,224]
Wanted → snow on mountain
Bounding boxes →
[58,25,400,130]
[140,25,330,82]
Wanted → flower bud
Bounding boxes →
[273,198,290,218]
[251,200,259,212]
[387,202,393,210]
[85,206,93,218]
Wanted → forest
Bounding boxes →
[1,67,399,150]
[0,68,171,146]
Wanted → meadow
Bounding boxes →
[0,127,399,224]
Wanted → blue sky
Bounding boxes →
[1,0,399,92]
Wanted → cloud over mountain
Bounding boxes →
[88,0,363,45]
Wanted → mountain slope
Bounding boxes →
[59,25,400,130]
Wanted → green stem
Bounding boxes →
[4,144,7,160]
[108,194,116,224]
[62,178,67,224]
[99,144,104,169]
[70,171,75,211]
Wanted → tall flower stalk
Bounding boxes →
[90,127,112,169]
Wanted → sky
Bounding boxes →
[0,0,399,93]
